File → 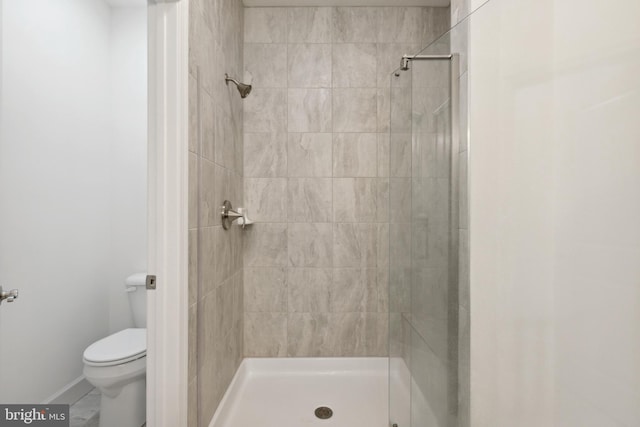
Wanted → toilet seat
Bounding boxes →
[83,328,146,367]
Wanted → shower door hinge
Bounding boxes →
[146,275,157,290]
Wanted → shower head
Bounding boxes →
[225,74,252,98]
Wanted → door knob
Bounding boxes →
[0,286,19,305]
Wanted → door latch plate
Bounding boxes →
[146,275,157,290]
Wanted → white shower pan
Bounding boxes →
[210,358,389,427]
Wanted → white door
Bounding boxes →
[1,1,189,423]
[0,0,147,405]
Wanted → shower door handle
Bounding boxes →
[0,286,19,305]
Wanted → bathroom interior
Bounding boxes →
[1,0,639,427]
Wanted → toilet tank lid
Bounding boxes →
[125,273,147,287]
[83,328,146,364]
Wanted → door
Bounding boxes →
[0,0,148,405]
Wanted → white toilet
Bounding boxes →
[83,273,147,427]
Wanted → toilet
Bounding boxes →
[83,273,147,427]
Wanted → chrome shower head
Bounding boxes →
[225,74,252,99]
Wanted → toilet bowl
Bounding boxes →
[83,328,146,427]
[83,274,147,427]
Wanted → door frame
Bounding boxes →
[147,0,189,425]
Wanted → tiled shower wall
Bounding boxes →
[450,0,470,26]
[188,0,244,425]
[242,7,450,358]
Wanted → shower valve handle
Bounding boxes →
[0,286,19,305]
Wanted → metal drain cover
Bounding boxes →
[315,406,333,419]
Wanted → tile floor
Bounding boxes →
[69,389,100,427]
[69,389,146,427]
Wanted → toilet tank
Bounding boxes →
[125,273,147,328]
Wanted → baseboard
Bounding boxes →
[43,376,94,405]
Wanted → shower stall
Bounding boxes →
[188,0,640,426]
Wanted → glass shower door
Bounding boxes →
[388,51,461,427]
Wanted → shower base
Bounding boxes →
[209,358,389,427]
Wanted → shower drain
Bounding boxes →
[314,407,333,420]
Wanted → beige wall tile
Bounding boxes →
[332,89,377,132]
[389,178,411,223]
[332,43,377,88]
[287,312,387,356]
[244,88,287,133]
[189,7,215,94]
[244,223,288,267]
[244,8,287,43]
[244,312,287,357]
[378,7,429,44]
[189,74,199,154]
[189,153,198,229]
[288,44,332,88]
[376,178,390,223]
[390,223,411,268]
[244,132,287,178]
[333,178,379,222]
[213,225,240,285]
[188,377,197,427]
[199,226,216,297]
[390,133,412,177]
[245,178,288,222]
[377,88,391,133]
[188,303,198,381]
[244,44,287,88]
[286,313,339,356]
[377,267,389,313]
[377,133,390,177]
[288,223,333,267]
[244,267,287,312]
[333,133,378,178]
[333,223,378,268]
[287,268,332,312]
[389,85,413,133]
[188,230,198,307]
[199,159,220,227]
[287,133,332,177]
[287,178,332,222]
[200,89,215,162]
[330,268,378,312]
[389,266,411,313]
[332,7,380,43]
[287,7,332,43]
[288,89,332,132]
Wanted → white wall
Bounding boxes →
[552,1,640,425]
[108,5,147,333]
[468,0,640,425]
[0,0,146,403]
